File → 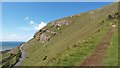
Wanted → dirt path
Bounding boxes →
[13,43,26,67]
[81,27,116,66]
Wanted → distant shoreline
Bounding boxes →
[0,41,25,52]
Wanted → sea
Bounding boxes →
[0,41,25,51]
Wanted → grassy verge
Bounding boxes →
[102,30,118,66]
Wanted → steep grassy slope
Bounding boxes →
[20,3,118,66]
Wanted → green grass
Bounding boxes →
[1,47,21,68]
[102,30,118,66]
[20,3,118,66]
[0,52,2,68]
[48,22,110,66]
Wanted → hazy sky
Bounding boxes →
[2,2,112,42]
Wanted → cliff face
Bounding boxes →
[21,3,118,66]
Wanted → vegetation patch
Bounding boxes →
[102,31,118,66]
[48,22,110,66]
[1,47,21,68]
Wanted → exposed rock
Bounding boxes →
[33,19,71,43]
[33,28,58,42]
[52,20,71,28]
[112,24,116,28]
[90,11,94,14]
[40,33,52,43]
[34,31,42,40]
[76,14,81,16]
[40,33,47,42]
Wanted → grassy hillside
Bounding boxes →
[0,47,21,68]
[18,2,118,66]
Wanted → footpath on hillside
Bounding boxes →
[81,27,116,66]
[13,43,26,67]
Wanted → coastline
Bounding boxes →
[1,42,25,52]
[1,42,25,68]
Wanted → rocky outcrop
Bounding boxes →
[40,33,51,43]
[34,29,56,43]
[51,20,71,28]
[34,31,42,40]
[33,19,71,43]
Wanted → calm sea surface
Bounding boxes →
[0,42,24,51]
